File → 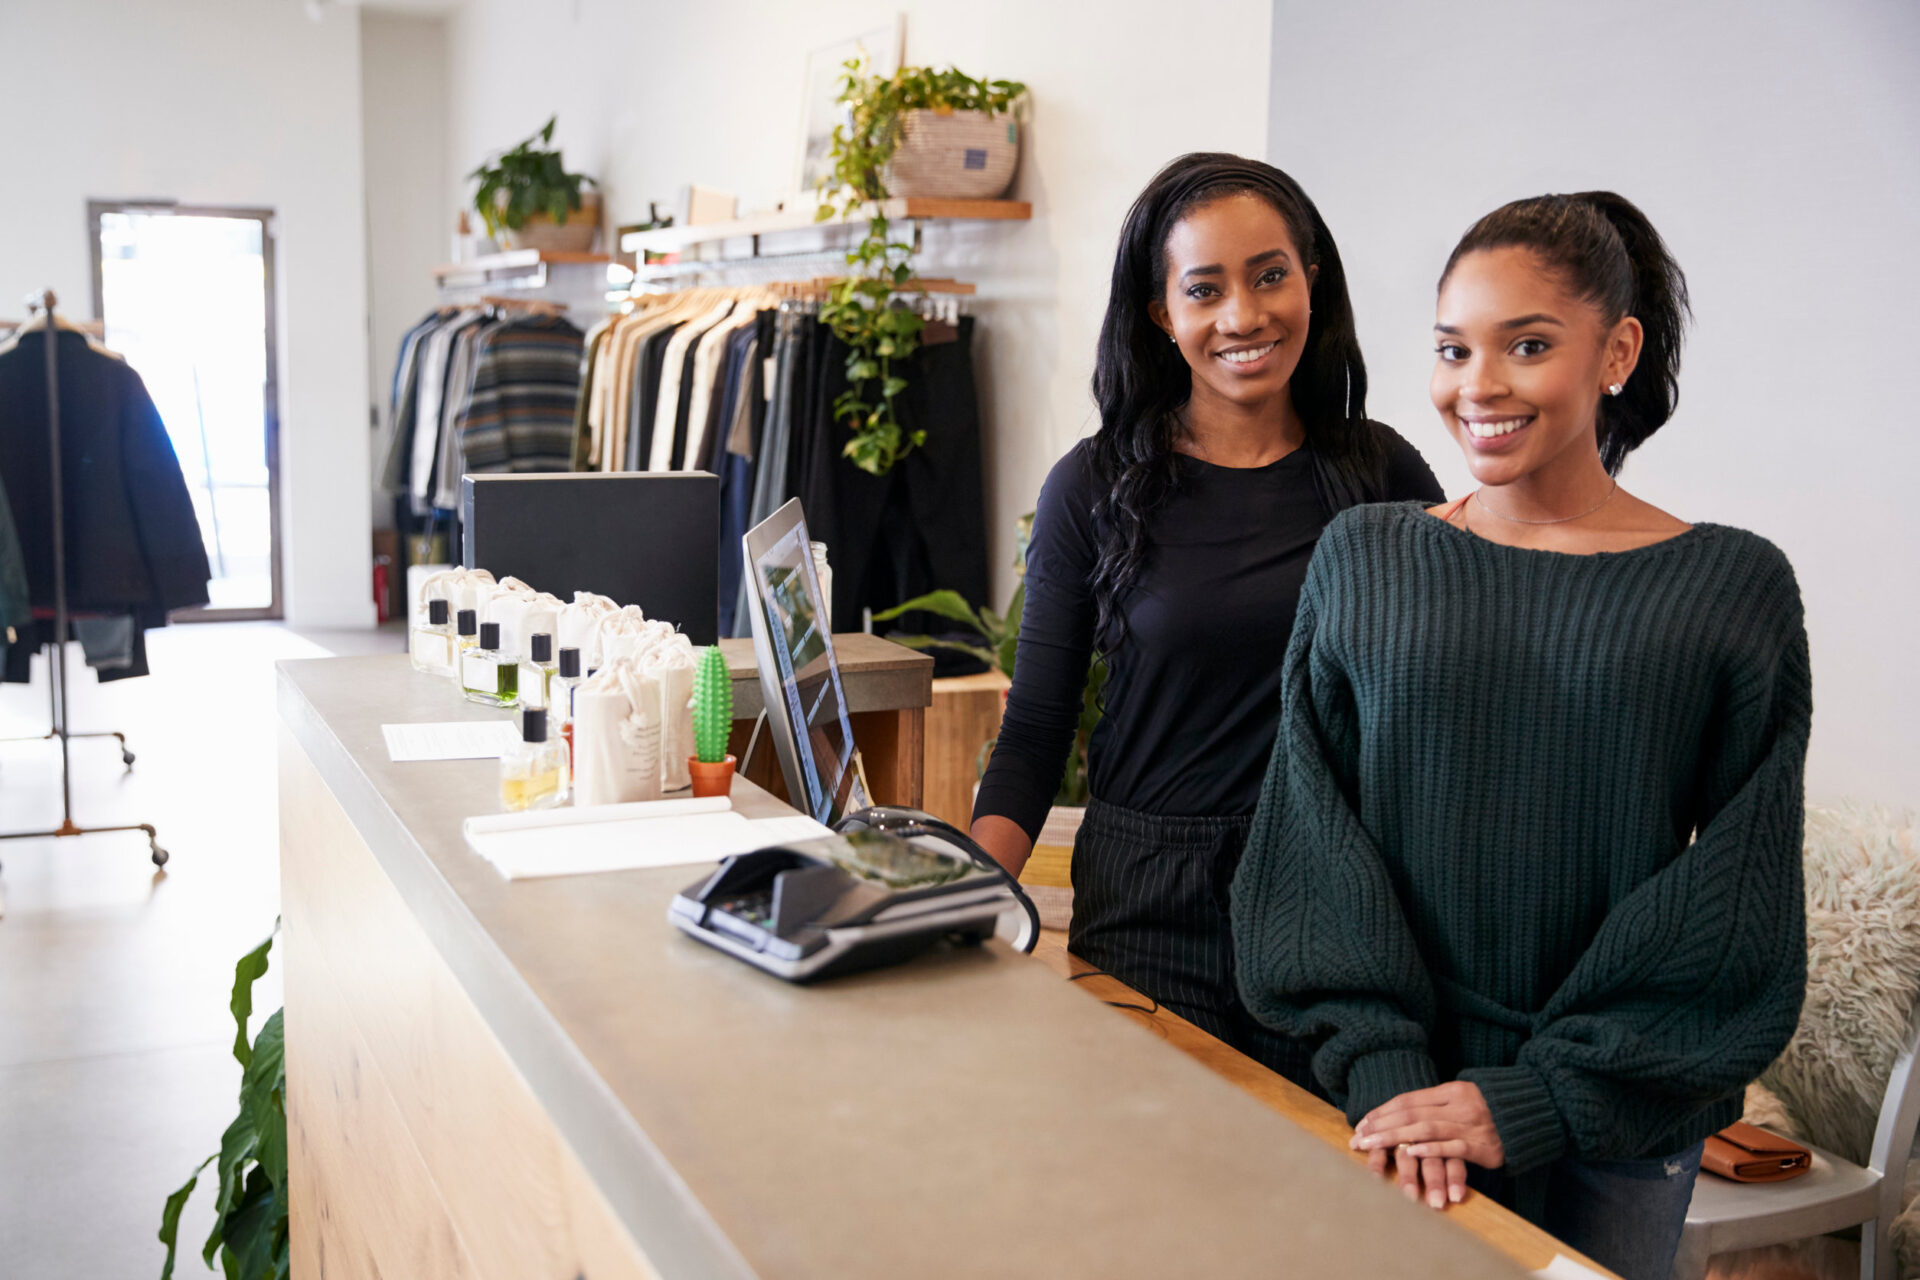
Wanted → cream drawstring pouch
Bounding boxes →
[568,641,700,804]
[645,636,697,793]
[519,591,565,656]
[483,576,542,662]
[572,657,664,805]
[418,567,496,623]
[556,591,621,668]
[596,605,653,666]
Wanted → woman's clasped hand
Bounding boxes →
[1349,1081,1505,1209]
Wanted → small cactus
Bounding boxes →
[690,646,733,763]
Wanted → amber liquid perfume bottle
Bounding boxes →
[409,597,455,676]
[499,706,568,811]
[451,608,480,684]
[518,632,558,710]
[460,621,518,707]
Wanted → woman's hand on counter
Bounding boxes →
[1349,1081,1505,1208]
[969,815,1034,878]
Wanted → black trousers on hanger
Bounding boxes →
[804,318,990,639]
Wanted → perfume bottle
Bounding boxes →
[554,647,583,771]
[500,706,568,811]
[409,598,455,676]
[460,621,519,707]
[452,608,480,684]
[518,633,558,710]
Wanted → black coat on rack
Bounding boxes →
[0,329,210,621]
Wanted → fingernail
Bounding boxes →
[1429,1190,1443,1209]
[1450,1185,1464,1204]
[1403,1184,1419,1202]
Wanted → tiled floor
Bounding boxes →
[0,621,401,1276]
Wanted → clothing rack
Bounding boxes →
[0,289,167,871]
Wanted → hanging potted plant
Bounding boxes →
[469,116,601,254]
[815,63,1025,475]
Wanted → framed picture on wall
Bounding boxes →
[792,15,905,203]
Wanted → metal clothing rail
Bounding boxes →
[0,289,167,871]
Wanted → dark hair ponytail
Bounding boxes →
[1440,190,1691,474]
[1088,152,1383,646]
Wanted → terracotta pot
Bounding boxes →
[883,108,1018,200]
[498,190,601,253]
[687,754,737,798]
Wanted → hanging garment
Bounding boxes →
[0,329,210,619]
[408,309,486,511]
[456,313,586,474]
[648,298,735,471]
[803,316,991,632]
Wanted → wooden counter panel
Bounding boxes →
[280,730,658,1280]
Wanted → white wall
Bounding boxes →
[361,10,451,533]
[1267,0,1920,810]
[2,0,375,627]
[445,0,1273,601]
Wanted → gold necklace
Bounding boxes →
[1470,479,1620,526]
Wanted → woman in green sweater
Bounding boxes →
[1231,192,1810,1280]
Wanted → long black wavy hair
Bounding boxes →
[1088,152,1385,647]
[1440,191,1691,474]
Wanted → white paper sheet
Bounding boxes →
[382,720,522,761]
[1533,1255,1611,1279]
[462,806,832,880]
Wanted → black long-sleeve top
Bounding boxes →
[974,427,1443,841]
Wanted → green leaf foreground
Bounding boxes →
[161,924,288,1280]
[878,516,1101,806]
[815,63,1026,475]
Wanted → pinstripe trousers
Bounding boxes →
[1069,797,1317,1091]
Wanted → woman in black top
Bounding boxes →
[970,153,1443,1081]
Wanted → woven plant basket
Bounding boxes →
[499,191,601,253]
[884,109,1019,200]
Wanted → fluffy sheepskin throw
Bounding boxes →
[1740,803,1920,1275]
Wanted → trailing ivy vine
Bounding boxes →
[816,62,1025,475]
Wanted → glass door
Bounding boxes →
[89,202,281,619]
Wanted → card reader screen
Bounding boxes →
[823,830,975,891]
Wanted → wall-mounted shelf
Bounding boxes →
[620,198,1032,256]
[432,249,610,277]
[432,249,612,294]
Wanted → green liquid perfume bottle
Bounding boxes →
[461,621,518,707]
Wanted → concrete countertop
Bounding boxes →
[276,653,1519,1278]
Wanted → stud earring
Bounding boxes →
[1169,334,1178,345]
[1606,383,1623,396]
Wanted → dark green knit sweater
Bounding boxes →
[1231,502,1811,1179]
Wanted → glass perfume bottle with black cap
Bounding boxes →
[554,646,583,770]
[500,706,567,811]
[409,597,455,676]
[451,608,480,685]
[460,621,518,707]
[518,632,558,710]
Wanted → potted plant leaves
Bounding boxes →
[469,116,600,254]
[872,511,1103,818]
[814,63,1025,475]
[687,644,736,797]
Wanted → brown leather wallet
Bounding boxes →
[1702,1121,1813,1182]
